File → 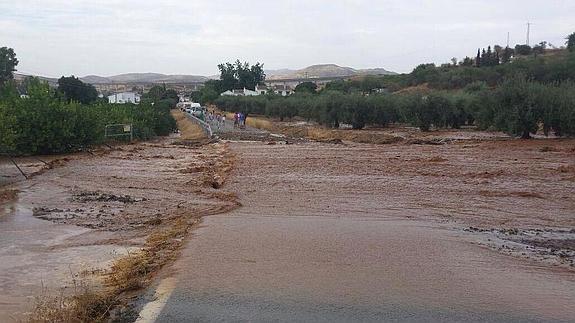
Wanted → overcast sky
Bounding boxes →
[1,0,573,77]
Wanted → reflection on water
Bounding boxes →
[159,214,575,322]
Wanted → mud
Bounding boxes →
[152,139,575,322]
[224,138,575,268]
[16,138,237,231]
[0,134,238,321]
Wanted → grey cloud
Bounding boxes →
[0,0,573,77]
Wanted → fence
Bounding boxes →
[104,124,133,142]
[184,114,213,138]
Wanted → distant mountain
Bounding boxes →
[81,75,112,84]
[80,73,209,84]
[266,64,396,80]
[14,73,58,85]
[15,64,395,87]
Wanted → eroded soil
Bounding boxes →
[153,137,575,322]
[23,140,237,232]
[226,138,575,268]
[0,133,238,321]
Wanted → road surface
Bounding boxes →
[139,137,575,323]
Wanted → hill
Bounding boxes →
[80,73,209,84]
[266,64,396,80]
[14,73,58,86]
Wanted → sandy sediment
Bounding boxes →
[225,138,575,269]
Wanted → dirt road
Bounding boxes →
[147,138,575,322]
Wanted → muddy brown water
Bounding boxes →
[0,193,125,322]
[154,141,575,322]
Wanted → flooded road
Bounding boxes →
[154,141,575,322]
[158,216,574,322]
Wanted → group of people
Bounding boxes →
[206,110,226,130]
[203,109,248,132]
[233,112,247,128]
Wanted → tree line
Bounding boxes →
[214,32,575,139]
[215,77,575,138]
[0,48,176,155]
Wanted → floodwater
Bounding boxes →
[159,215,575,322]
[0,191,124,322]
[0,138,236,321]
[154,141,575,322]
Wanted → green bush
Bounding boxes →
[0,80,176,155]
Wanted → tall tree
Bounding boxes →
[250,63,266,87]
[0,47,18,86]
[57,76,98,104]
[566,32,575,52]
[476,49,481,67]
[218,61,266,91]
[218,62,238,92]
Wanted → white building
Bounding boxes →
[108,92,141,104]
[272,84,293,96]
[220,85,268,97]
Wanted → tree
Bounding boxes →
[493,76,541,139]
[218,62,238,91]
[476,49,481,67]
[515,44,532,56]
[567,32,575,52]
[461,57,474,66]
[533,42,546,56]
[410,63,438,84]
[57,76,98,104]
[486,46,493,65]
[217,61,266,91]
[501,46,514,64]
[0,47,18,87]
[250,63,266,87]
[192,80,221,104]
[294,82,318,94]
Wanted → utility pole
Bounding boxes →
[526,22,532,46]
[507,32,510,48]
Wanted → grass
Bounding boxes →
[28,218,196,323]
[29,279,113,323]
[171,110,207,140]
[216,108,403,145]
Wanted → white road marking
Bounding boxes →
[135,277,177,323]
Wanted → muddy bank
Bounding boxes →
[0,130,238,320]
[21,140,237,232]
